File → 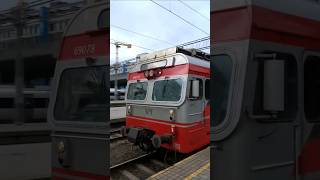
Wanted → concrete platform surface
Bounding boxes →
[148,147,210,180]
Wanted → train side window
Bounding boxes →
[304,56,320,122]
[211,55,233,127]
[189,78,203,100]
[205,79,210,100]
[253,52,298,121]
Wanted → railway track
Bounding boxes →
[110,138,193,180]
[109,115,196,179]
[110,151,170,180]
[110,126,170,180]
[110,128,126,142]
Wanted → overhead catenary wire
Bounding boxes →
[111,24,175,46]
[177,0,209,21]
[110,39,154,51]
[149,0,209,35]
[113,36,210,65]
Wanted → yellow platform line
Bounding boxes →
[148,153,199,179]
[148,147,209,180]
[184,162,210,180]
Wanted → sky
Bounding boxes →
[1,0,210,64]
[110,0,210,64]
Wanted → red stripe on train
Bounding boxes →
[52,167,109,180]
[59,29,109,61]
[211,5,320,48]
[128,64,210,80]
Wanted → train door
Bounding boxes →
[187,77,205,147]
[300,51,320,179]
[188,77,204,123]
[248,49,299,180]
[48,2,109,179]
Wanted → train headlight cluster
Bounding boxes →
[144,69,162,79]
[58,141,65,153]
[169,109,175,120]
[127,105,132,114]
[57,141,65,165]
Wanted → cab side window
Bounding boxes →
[189,78,203,100]
[253,52,298,121]
[304,55,320,122]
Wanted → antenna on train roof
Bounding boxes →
[136,47,210,62]
[177,47,210,61]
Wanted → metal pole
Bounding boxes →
[14,0,25,125]
[114,44,120,100]
[113,41,130,100]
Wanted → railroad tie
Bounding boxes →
[136,163,156,175]
[150,159,167,168]
[120,170,140,180]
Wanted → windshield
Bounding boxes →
[152,79,182,102]
[54,66,108,123]
[127,82,148,100]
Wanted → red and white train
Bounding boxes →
[211,0,320,179]
[122,47,210,153]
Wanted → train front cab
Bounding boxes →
[211,1,320,180]
[125,49,210,154]
[48,2,109,179]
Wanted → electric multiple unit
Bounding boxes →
[123,47,210,153]
[48,1,109,179]
[211,0,320,179]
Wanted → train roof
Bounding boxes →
[136,47,210,63]
[212,0,320,21]
[212,0,320,49]
[130,47,210,73]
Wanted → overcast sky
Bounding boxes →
[1,0,209,64]
[110,0,209,64]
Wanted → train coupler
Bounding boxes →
[126,127,155,152]
[151,134,173,149]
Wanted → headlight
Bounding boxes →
[149,69,154,77]
[57,141,65,153]
[127,105,132,114]
[144,71,149,78]
[169,109,175,120]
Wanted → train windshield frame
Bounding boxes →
[53,65,107,123]
[152,78,183,102]
[211,54,234,127]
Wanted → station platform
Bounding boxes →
[148,147,210,180]
[110,106,126,120]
